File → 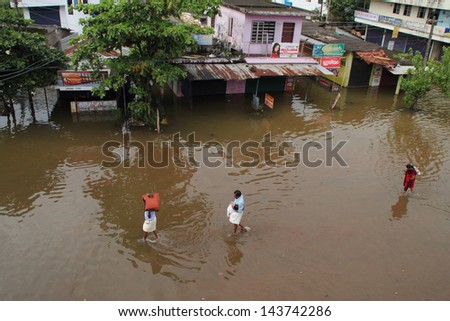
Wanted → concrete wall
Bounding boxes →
[216,5,303,55]
[242,14,303,55]
[14,0,101,33]
[215,6,247,51]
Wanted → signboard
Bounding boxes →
[320,57,341,69]
[387,40,395,51]
[312,44,345,57]
[378,15,402,26]
[192,34,213,46]
[285,77,295,91]
[445,27,450,38]
[370,65,383,87]
[392,26,400,39]
[405,21,425,32]
[318,77,332,89]
[71,100,117,113]
[354,10,379,22]
[271,42,299,58]
[264,93,274,109]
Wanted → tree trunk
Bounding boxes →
[28,90,37,122]
[8,98,17,124]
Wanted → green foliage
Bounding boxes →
[429,46,450,96]
[329,0,366,23]
[0,6,68,100]
[71,0,221,126]
[395,48,450,109]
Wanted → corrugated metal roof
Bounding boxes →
[251,64,333,77]
[180,63,332,81]
[181,64,256,80]
[356,49,396,66]
[223,0,310,16]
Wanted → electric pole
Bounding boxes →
[423,8,436,67]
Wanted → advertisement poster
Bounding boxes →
[265,93,274,109]
[285,77,295,91]
[320,57,341,68]
[271,42,299,58]
[312,44,345,57]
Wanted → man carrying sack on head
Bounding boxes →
[142,193,160,243]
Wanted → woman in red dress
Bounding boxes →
[271,43,280,58]
[403,164,419,194]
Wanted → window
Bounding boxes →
[393,3,401,14]
[281,22,295,43]
[427,9,440,23]
[417,7,426,19]
[67,0,73,15]
[228,17,233,37]
[403,5,411,16]
[68,0,88,14]
[251,21,275,44]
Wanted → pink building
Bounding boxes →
[215,0,311,55]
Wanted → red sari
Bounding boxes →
[403,169,416,191]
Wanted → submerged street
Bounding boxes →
[1,79,450,300]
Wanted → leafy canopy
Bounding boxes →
[0,6,68,100]
[396,48,450,109]
[71,0,221,125]
[329,0,367,23]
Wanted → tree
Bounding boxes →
[328,0,367,24]
[71,0,221,128]
[396,48,450,110]
[0,5,68,123]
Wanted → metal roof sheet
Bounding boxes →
[180,63,333,81]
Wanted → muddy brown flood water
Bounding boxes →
[1,80,450,300]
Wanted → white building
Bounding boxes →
[272,0,327,16]
[10,0,101,34]
[354,0,450,60]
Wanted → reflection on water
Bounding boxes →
[391,195,409,221]
[1,81,450,300]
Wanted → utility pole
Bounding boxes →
[423,8,436,67]
[326,0,331,24]
[14,0,20,15]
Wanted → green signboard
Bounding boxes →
[312,44,345,57]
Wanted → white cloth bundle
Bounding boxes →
[227,204,243,225]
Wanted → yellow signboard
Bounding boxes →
[392,26,400,39]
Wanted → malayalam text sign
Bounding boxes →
[320,57,341,69]
[312,44,345,57]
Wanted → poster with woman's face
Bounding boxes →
[271,42,299,58]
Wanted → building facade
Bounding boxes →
[10,0,100,34]
[272,0,327,15]
[354,0,450,60]
[214,0,310,55]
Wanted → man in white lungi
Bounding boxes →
[143,210,158,242]
[227,190,248,235]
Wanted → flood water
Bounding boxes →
[1,80,450,300]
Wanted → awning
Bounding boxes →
[180,63,333,81]
[355,49,396,66]
[384,65,415,75]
